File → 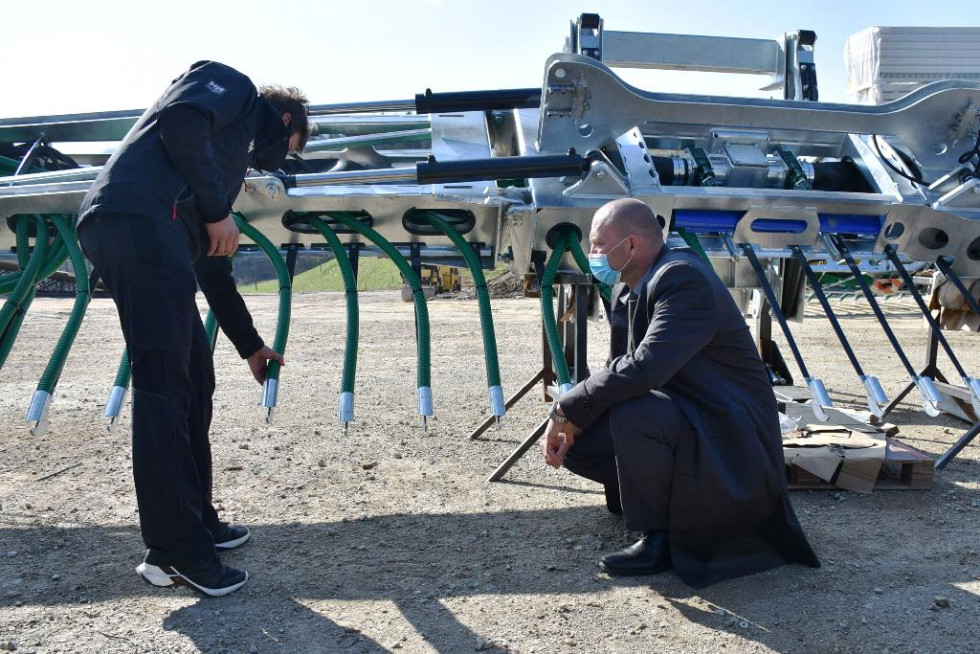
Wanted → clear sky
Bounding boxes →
[2,0,971,118]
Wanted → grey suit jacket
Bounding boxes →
[561,246,818,587]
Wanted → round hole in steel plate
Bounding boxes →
[918,227,949,250]
[883,222,905,240]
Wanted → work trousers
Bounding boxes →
[563,390,695,533]
[78,211,219,566]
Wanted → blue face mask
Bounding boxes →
[588,235,633,286]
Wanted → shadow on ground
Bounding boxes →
[3,496,980,653]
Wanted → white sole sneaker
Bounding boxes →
[214,529,250,551]
[136,562,248,597]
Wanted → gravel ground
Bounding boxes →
[1,291,979,654]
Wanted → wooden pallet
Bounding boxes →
[787,436,933,491]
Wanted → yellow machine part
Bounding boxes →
[401,264,461,302]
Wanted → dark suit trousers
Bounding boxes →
[564,390,696,533]
[79,211,219,566]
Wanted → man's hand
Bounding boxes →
[541,410,581,468]
[206,215,240,257]
[246,346,285,385]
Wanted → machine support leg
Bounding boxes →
[489,274,591,482]
[935,421,980,470]
[468,369,545,440]
[285,243,300,282]
[487,418,549,482]
[347,243,360,281]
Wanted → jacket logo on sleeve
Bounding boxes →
[206,80,227,95]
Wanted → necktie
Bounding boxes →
[627,293,638,356]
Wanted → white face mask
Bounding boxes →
[587,235,633,286]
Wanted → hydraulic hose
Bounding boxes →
[0,219,67,295]
[541,231,574,394]
[104,349,131,430]
[328,211,433,426]
[421,211,504,421]
[204,309,219,351]
[673,226,710,262]
[232,213,292,422]
[0,216,49,368]
[306,216,359,431]
[27,215,91,435]
[106,310,220,431]
[0,287,37,369]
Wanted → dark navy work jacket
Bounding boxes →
[78,61,273,358]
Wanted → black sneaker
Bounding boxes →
[211,523,250,551]
[137,555,248,597]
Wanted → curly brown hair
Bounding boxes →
[259,84,311,151]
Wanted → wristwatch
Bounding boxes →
[549,401,569,424]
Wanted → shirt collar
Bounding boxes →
[618,245,670,305]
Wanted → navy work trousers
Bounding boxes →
[78,212,219,566]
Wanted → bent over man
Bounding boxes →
[77,61,309,596]
[543,198,819,588]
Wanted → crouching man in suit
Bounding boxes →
[542,198,819,588]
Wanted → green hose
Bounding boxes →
[421,211,504,418]
[0,287,37,369]
[0,216,49,367]
[328,211,433,420]
[565,233,612,303]
[109,347,131,389]
[204,309,219,351]
[106,309,219,428]
[0,219,66,295]
[0,154,21,174]
[307,216,359,426]
[232,214,290,371]
[34,216,90,390]
[541,231,573,393]
[674,226,710,262]
[232,213,291,419]
[26,215,91,434]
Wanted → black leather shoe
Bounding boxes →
[604,483,623,515]
[598,530,672,577]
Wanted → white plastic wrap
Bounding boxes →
[779,411,802,435]
[845,26,980,105]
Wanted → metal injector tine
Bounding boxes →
[791,245,889,418]
[740,243,833,422]
[883,245,980,415]
[831,235,942,417]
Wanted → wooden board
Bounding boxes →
[787,436,933,491]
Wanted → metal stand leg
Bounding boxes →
[488,274,592,482]
[882,328,938,418]
[757,300,793,385]
[488,419,550,482]
[882,324,977,421]
[87,268,101,294]
[936,421,980,470]
[874,280,980,468]
[284,243,300,282]
[468,370,544,440]
[347,243,360,281]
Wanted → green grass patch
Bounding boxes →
[240,258,403,293]
[239,260,511,294]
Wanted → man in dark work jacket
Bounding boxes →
[76,61,309,596]
[543,198,819,588]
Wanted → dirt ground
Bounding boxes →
[1,291,979,654]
